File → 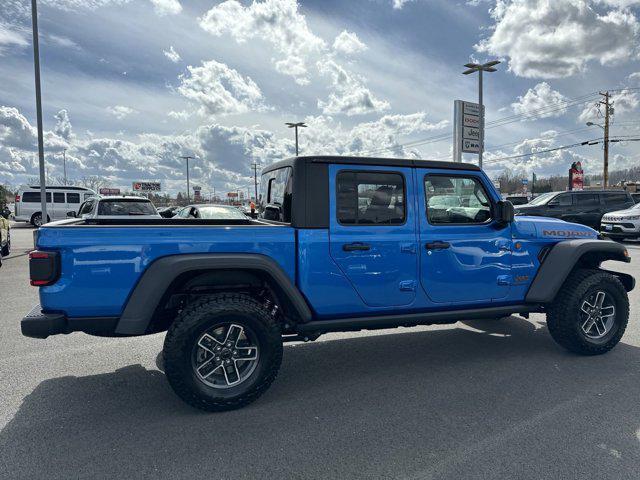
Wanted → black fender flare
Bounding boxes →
[114,254,313,335]
[525,239,633,304]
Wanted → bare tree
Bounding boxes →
[78,176,111,193]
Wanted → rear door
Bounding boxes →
[329,165,419,308]
[573,193,601,228]
[417,170,511,304]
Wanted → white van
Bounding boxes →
[14,185,96,226]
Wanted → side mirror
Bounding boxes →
[495,200,514,225]
[1,208,9,220]
[66,211,77,218]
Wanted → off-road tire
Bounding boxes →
[163,293,283,412]
[547,268,629,355]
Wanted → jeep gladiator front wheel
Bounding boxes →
[547,269,629,355]
[163,294,283,411]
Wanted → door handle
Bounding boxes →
[343,242,371,252]
[425,241,450,250]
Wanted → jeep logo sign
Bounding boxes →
[542,230,592,237]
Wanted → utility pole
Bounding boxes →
[462,60,500,169]
[31,0,47,224]
[62,148,67,185]
[285,122,307,156]
[251,162,259,201]
[180,156,194,203]
[600,91,611,188]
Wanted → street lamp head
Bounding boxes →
[586,122,594,126]
[286,122,307,128]
[463,60,501,74]
[482,60,501,68]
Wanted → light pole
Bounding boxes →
[462,60,500,169]
[586,121,609,187]
[285,122,307,156]
[251,162,260,201]
[31,0,47,224]
[180,156,194,203]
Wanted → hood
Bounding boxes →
[513,216,598,240]
[602,208,640,221]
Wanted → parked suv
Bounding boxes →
[600,203,640,240]
[514,190,634,229]
[75,196,161,219]
[22,157,635,412]
[14,185,96,226]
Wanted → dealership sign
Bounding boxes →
[99,188,121,195]
[132,182,161,192]
[454,100,484,161]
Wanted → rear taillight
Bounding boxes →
[15,194,20,202]
[29,250,60,286]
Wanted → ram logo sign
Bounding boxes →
[542,230,592,237]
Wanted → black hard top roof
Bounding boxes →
[263,156,481,174]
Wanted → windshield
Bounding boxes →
[197,206,247,219]
[97,199,156,216]
[527,192,557,206]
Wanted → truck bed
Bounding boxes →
[35,219,296,318]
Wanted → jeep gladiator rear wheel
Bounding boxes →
[163,293,283,411]
[547,269,629,355]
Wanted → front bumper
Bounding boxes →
[21,305,119,339]
[600,221,640,238]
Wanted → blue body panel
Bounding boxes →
[37,225,296,317]
[36,169,599,322]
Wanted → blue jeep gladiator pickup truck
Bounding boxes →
[23,156,634,411]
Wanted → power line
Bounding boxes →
[484,137,640,164]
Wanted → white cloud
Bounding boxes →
[106,105,138,119]
[392,0,415,8]
[168,110,191,121]
[163,45,181,63]
[0,106,37,150]
[317,59,390,116]
[0,24,28,55]
[333,30,367,55]
[476,0,640,78]
[199,0,326,85]
[0,103,451,192]
[149,0,182,16]
[578,89,639,122]
[511,82,568,119]
[54,109,73,141]
[628,72,640,84]
[177,60,264,117]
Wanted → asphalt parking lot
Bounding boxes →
[1,222,640,479]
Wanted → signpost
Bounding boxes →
[132,182,161,192]
[569,162,584,191]
[454,100,484,162]
[193,185,202,202]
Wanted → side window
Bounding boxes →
[336,171,405,225]
[79,201,94,216]
[21,192,51,203]
[67,193,80,204]
[552,193,572,206]
[22,192,39,203]
[575,194,599,206]
[84,193,94,201]
[53,192,65,203]
[259,167,293,223]
[603,193,630,206]
[424,175,491,225]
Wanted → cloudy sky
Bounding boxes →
[0,0,639,195]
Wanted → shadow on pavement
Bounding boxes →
[2,316,640,479]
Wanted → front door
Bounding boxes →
[329,165,419,308]
[417,170,511,304]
